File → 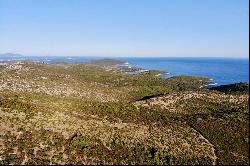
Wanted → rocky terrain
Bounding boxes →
[0,59,248,165]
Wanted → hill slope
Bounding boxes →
[0,60,248,165]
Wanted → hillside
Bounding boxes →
[210,82,249,94]
[0,59,248,165]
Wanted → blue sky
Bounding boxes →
[0,0,249,57]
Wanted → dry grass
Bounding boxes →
[0,60,248,165]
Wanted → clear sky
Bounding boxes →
[0,0,249,57]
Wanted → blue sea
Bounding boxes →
[0,56,249,86]
[119,57,249,86]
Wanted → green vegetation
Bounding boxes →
[210,82,249,94]
[0,59,248,165]
[70,134,89,150]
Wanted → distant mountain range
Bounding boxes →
[0,53,23,58]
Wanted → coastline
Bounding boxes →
[0,56,248,165]
[0,56,248,87]
[118,61,218,88]
[199,82,218,89]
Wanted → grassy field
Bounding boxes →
[0,60,248,165]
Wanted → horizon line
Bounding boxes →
[0,52,249,59]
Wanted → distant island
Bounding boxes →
[0,53,24,58]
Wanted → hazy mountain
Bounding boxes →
[0,53,24,58]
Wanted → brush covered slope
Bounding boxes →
[0,60,248,165]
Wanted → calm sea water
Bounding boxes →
[118,57,249,86]
[0,56,249,86]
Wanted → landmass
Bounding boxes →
[0,59,248,165]
[209,82,249,94]
[0,53,24,58]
